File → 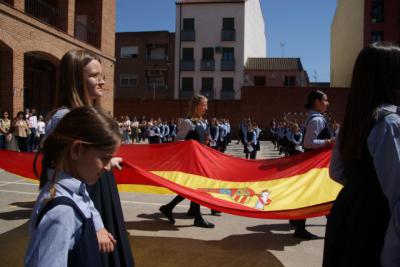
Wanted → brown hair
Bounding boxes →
[339,42,400,159]
[187,94,207,118]
[34,107,121,188]
[55,49,102,109]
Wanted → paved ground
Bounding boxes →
[0,141,326,267]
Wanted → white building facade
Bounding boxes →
[175,0,266,99]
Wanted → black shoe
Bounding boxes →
[294,228,318,240]
[159,205,175,224]
[289,220,297,226]
[211,209,221,216]
[194,217,215,228]
[186,209,196,217]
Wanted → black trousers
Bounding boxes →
[165,195,202,218]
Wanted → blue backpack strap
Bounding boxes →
[36,196,85,228]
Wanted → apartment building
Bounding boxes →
[175,0,266,100]
[115,31,175,100]
[331,0,400,87]
[244,58,309,87]
[0,0,115,116]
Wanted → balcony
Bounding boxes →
[220,90,235,100]
[180,60,195,71]
[200,90,214,100]
[181,30,195,41]
[180,89,194,100]
[221,30,236,41]
[145,54,168,62]
[74,20,100,48]
[145,82,167,90]
[221,60,235,71]
[25,0,67,31]
[200,60,215,71]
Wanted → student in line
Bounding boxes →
[324,42,400,267]
[25,107,121,267]
[45,49,134,266]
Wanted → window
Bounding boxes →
[223,18,235,30]
[284,76,296,87]
[120,46,139,58]
[147,76,166,89]
[371,31,384,43]
[183,18,195,30]
[202,78,213,91]
[371,1,384,23]
[147,47,167,60]
[120,73,137,87]
[182,77,194,91]
[202,48,214,60]
[182,48,194,60]
[222,78,234,91]
[254,76,266,86]
[222,48,234,61]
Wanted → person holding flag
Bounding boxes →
[159,95,215,228]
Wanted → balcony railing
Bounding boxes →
[221,30,236,41]
[145,82,167,90]
[25,0,66,31]
[180,89,194,100]
[145,54,168,62]
[180,60,195,71]
[221,60,235,71]
[181,30,195,41]
[74,20,100,48]
[200,90,214,100]
[200,60,215,71]
[220,90,235,100]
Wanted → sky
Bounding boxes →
[116,0,337,82]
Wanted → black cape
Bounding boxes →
[87,171,135,267]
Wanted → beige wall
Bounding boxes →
[244,0,266,60]
[331,0,364,88]
[175,0,266,99]
[175,3,244,99]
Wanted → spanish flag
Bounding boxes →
[0,141,342,220]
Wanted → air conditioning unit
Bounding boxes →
[215,46,223,53]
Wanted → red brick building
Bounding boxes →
[244,58,310,87]
[0,0,115,116]
[115,31,175,100]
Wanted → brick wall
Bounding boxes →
[115,31,175,100]
[115,86,350,136]
[0,1,115,116]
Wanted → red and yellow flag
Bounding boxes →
[0,140,342,220]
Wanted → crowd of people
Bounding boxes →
[1,42,399,266]
[269,115,340,157]
[0,109,46,152]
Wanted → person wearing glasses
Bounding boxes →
[44,49,134,267]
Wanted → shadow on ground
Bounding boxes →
[0,221,284,267]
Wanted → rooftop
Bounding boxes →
[245,58,304,71]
